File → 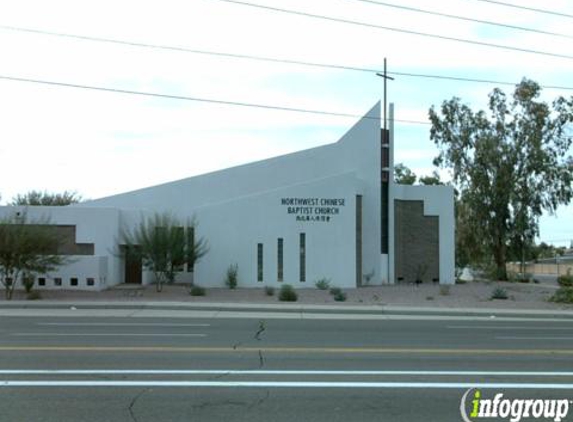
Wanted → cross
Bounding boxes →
[376,58,394,139]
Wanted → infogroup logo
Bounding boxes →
[460,389,571,422]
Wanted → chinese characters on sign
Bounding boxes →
[281,197,346,223]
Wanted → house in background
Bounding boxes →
[0,102,454,291]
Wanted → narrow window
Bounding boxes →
[299,233,306,282]
[257,243,263,282]
[70,277,78,287]
[356,195,363,286]
[277,238,284,282]
[38,277,46,287]
[54,277,62,287]
[187,226,195,273]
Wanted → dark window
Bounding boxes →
[70,277,78,287]
[277,238,284,282]
[187,226,195,273]
[54,278,62,287]
[38,277,46,286]
[86,278,95,286]
[299,233,306,282]
[356,195,363,286]
[257,243,263,282]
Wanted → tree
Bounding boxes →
[11,190,82,206]
[121,213,208,292]
[429,79,573,280]
[394,163,417,185]
[418,171,443,186]
[0,213,66,300]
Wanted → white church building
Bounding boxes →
[0,102,455,291]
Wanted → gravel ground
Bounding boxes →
[3,280,571,311]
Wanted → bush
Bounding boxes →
[557,269,573,287]
[314,277,331,290]
[550,287,573,304]
[22,276,35,294]
[329,287,342,296]
[225,263,239,289]
[278,284,298,302]
[490,287,508,300]
[190,285,206,296]
[333,291,347,302]
[26,291,42,300]
[264,286,275,296]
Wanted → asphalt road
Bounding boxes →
[1,310,573,422]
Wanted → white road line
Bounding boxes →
[0,370,572,376]
[2,381,573,389]
[11,333,206,337]
[448,326,573,330]
[37,323,211,327]
[496,336,573,341]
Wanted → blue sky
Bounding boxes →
[0,0,571,246]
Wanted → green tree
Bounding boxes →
[429,79,573,280]
[121,213,208,292]
[0,213,66,300]
[418,171,443,186]
[11,190,82,206]
[394,163,417,185]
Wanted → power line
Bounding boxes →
[209,0,573,60]
[0,74,430,125]
[2,25,573,91]
[353,0,573,39]
[470,0,573,19]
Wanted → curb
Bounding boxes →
[1,301,573,319]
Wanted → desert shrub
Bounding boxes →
[22,275,35,294]
[333,291,347,302]
[314,277,330,290]
[264,286,275,296]
[557,269,573,287]
[490,287,508,300]
[225,263,238,289]
[190,285,206,296]
[329,287,342,296]
[550,288,573,304]
[278,284,297,302]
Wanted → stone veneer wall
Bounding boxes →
[394,200,439,283]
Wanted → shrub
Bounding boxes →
[22,276,35,294]
[329,287,342,296]
[26,291,42,300]
[264,286,275,296]
[490,287,508,300]
[190,285,206,296]
[314,277,330,290]
[333,291,347,302]
[557,269,573,288]
[278,284,298,302]
[225,263,239,289]
[550,287,573,304]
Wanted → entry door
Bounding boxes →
[124,246,142,284]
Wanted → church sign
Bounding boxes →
[281,197,346,222]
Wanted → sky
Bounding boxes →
[0,0,571,246]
